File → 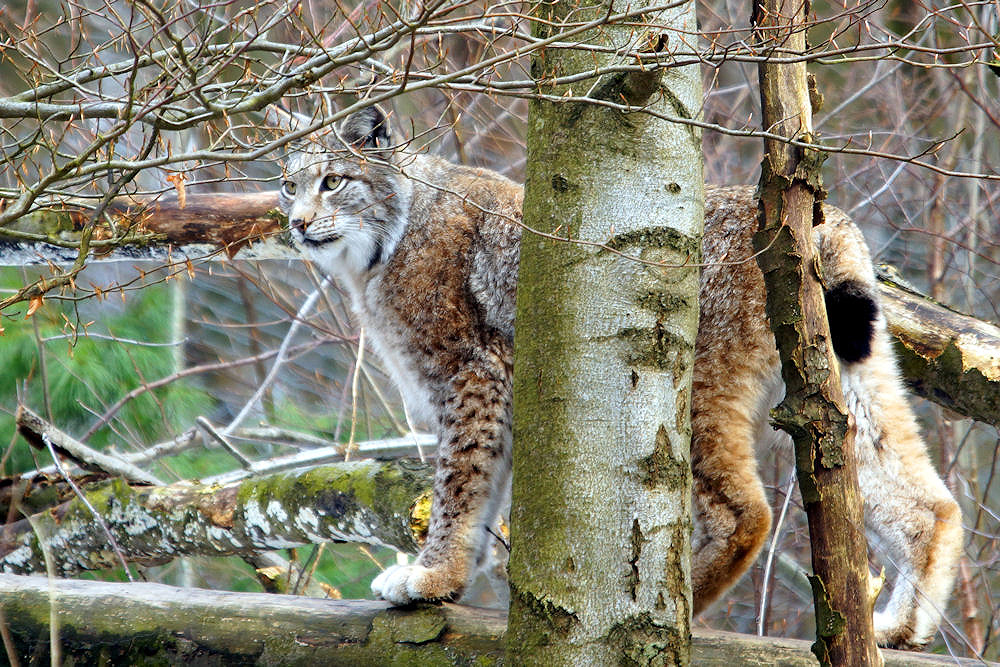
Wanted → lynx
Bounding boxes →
[278,106,963,650]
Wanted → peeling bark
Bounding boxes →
[1,192,284,255]
[0,575,979,666]
[752,0,880,664]
[0,460,433,576]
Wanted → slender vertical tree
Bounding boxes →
[752,0,881,664]
[506,1,703,663]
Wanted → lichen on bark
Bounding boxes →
[0,460,432,576]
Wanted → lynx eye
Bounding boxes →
[281,180,296,197]
[321,174,347,192]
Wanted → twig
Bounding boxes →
[345,327,366,462]
[226,426,335,449]
[81,339,331,442]
[757,469,796,636]
[196,417,253,470]
[16,406,162,485]
[0,605,20,667]
[39,432,134,582]
[223,276,332,436]
[201,432,437,486]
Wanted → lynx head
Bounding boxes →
[279,106,411,277]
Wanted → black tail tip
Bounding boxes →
[825,281,877,364]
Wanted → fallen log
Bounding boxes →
[1,192,283,254]
[0,574,981,665]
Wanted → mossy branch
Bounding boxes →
[0,459,432,577]
[879,280,1000,426]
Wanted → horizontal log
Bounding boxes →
[0,574,981,665]
[0,574,505,666]
[114,192,283,250]
[1,192,283,252]
[0,192,293,266]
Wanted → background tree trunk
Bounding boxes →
[752,0,880,664]
[507,1,702,664]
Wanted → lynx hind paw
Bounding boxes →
[371,563,462,605]
[873,612,926,651]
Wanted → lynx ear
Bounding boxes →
[338,105,392,152]
[264,104,313,134]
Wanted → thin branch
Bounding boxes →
[16,406,162,485]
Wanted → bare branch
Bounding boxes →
[15,406,162,486]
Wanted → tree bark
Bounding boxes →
[509,2,702,664]
[878,281,1000,426]
[752,1,880,664]
[1,192,284,254]
[0,460,433,576]
[0,575,980,666]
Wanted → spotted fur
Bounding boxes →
[280,108,521,604]
[278,108,962,649]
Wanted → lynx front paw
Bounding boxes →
[371,563,463,605]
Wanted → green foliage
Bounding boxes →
[262,395,403,445]
[0,270,214,474]
[0,268,405,599]
[302,543,396,600]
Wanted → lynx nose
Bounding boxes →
[289,210,314,235]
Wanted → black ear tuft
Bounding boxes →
[824,280,878,364]
[338,106,392,151]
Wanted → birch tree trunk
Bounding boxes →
[752,0,880,664]
[507,1,702,664]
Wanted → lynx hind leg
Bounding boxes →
[845,337,963,649]
[691,377,774,614]
[372,360,512,605]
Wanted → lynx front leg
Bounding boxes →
[372,359,512,605]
